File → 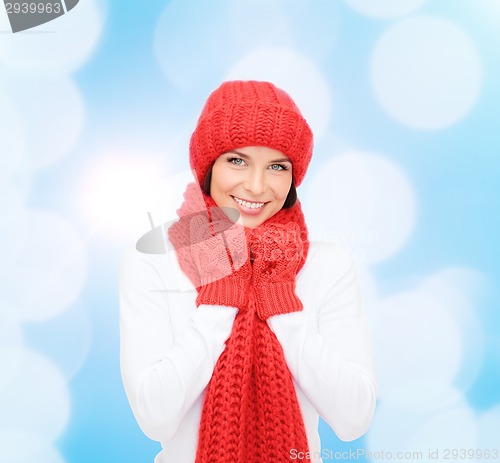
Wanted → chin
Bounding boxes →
[241,218,265,229]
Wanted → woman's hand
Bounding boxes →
[250,223,305,320]
[189,209,252,309]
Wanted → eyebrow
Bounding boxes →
[228,150,292,164]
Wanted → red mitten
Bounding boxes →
[190,210,251,309]
[250,223,305,320]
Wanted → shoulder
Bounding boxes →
[120,247,166,289]
[297,241,357,304]
[295,242,366,324]
[304,241,354,277]
[300,241,356,293]
[120,238,193,293]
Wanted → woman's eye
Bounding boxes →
[269,164,288,171]
[229,157,244,165]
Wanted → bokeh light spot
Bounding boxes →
[0,210,87,322]
[0,0,104,72]
[0,349,71,442]
[343,0,427,19]
[3,75,85,168]
[371,16,482,130]
[303,151,416,263]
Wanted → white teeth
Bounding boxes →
[233,196,265,209]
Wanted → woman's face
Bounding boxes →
[210,146,293,228]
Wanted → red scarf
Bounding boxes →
[168,183,310,462]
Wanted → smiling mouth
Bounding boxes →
[231,195,267,209]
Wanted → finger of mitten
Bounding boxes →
[250,223,302,261]
[189,214,213,245]
[191,234,233,286]
[251,227,304,284]
[252,248,303,287]
[223,224,249,271]
[204,206,249,271]
[254,282,303,320]
[264,225,303,259]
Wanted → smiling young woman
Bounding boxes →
[120,80,377,463]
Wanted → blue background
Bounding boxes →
[0,1,499,462]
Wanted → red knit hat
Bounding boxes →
[189,80,314,187]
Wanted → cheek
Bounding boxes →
[210,164,231,194]
[274,175,293,200]
[213,177,236,195]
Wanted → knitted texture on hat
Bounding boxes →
[168,183,310,463]
[190,80,313,187]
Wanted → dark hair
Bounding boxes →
[202,164,297,209]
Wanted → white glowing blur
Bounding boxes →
[368,265,487,414]
[343,0,427,18]
[3,75,85,168]
[0,185,30,274]
[29,303,92,380]
[303,151,416,264]
[372,289,462,411]
[226,0,341,61]
[371,16,482,130]
[367,397,477,460]
[0,348,71,442]
[154,0,340,92]
[0,314,25,388]
[367,401,428,457]
[0,210,87,322]
[477,405,500,449]
[420,267,486,391]
[79,155,185,240]
[0,0,104,72]
[154,0,234,92]
[408,401,477,455]
[0,430,66,463]
[0,88,26,184]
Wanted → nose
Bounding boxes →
[243,169,266,196]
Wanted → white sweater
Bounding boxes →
[119,241,377,463]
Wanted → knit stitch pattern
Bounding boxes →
[190,81,313,187]
[168,183,310,462]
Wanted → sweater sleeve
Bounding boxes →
[267,244,377,442]
[119,249,237,442]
